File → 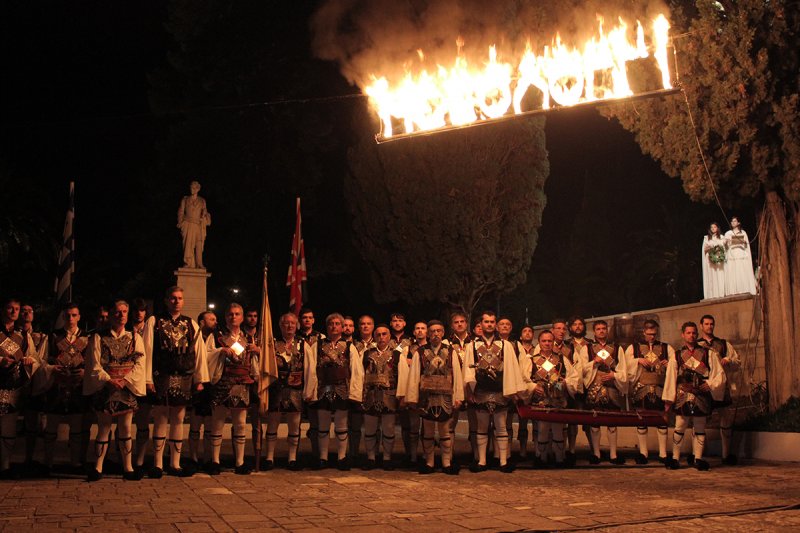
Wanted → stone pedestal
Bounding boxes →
[174,267,211,321]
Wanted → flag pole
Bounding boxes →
[257,255,279,471]
[54,181,75,329]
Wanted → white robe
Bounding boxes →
[405,344,465,405]
[662,347,726,405]
[582,343,628,394]
[303,341,364,403]
[723,229,757,296]
[83,328,147,397]
[702,234,727,299]
[623,342,676,396]
[142,315,210,386]
[463,337,527,398]
[519,351,581,403]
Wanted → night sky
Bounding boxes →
[0,1,751,328]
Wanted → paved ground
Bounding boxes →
[1,437,799,533]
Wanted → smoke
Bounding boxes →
[310,0,670,89]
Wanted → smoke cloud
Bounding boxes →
[310,0,670,89]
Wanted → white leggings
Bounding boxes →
[318,409,349,460]
[421,418,453,467]
[265,411,302,462]
[536,421,565,463]
[93,411,134,473]
[151,405,186,470]
[363,413,395,461]
[673,415,707,461]
[211,407,248,467]
[44,413,84,467]
[474,409,509,466]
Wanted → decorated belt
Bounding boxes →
[108,363,134,380]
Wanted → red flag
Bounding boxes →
[286,197,307,316]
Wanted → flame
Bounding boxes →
[366,15,672,138]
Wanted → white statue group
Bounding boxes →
[702,216,757,299]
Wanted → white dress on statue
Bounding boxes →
[724,229,757,296]
[702,235,726,299]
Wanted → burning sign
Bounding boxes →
[366,14,673,141]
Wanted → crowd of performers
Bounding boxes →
[0,285,740,481]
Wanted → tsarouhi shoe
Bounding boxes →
[362,459,376,471]
[588,455,601,465]
[635,454,649,465]
[122,469,143,481]
[336,457,351,471]
[234,464,252,475]
[206,462,221,475]
[722,454,738,466]
[443,464,459,475]
[664,458,680,470]
[287,460,302,471]
[499,463,514,474]
[148,467,163,479]
[610,457,626,465]
[418,464,434,475]
[261,460,274,471]
[695,459,710,471]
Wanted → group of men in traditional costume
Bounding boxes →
[0,289,740,480]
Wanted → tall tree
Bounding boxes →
[347,111,549,315]
[604,0,799,410]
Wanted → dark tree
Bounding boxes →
[604,0,800,410]
[347,112,549,315]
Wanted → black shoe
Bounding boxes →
[314,459,328,470]
[722,454,738,466]
[166,466,193,478]
[610,457,626,465]
[87,469,103,482]
[499,463,514,473]
[22,460,47,478]
[418,464,434,475]
[665,458,680,470]
[443,465,459,475]
[382,460,395,471]
[686,454,695,466]
[69,463,86,476]
[635,454,649,465]
[531,456,545,468]
[122,469,143,481]
[234,464,252,475]
[148,467,163,479]
[695,459,710,471]
[206,462,221,475]
[554,461,566,469]
[589,455,601,465]
[362,459,376,471]
[336,457,351,471]
[288,460,301,471]
[658,456,668,464]
[564,451,577,467]
[261,460,274,471]
[469,461,487,473]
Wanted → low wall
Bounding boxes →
[532,293,765,407]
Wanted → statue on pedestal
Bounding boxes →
[177,181,211,269]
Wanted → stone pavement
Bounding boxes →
[1,451,799,533]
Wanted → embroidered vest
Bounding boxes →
[99,329,141,380]
[419,344,454,394]
[153,315,196,375]
[363,346,399,390]
[275,338,305,389]
[317,339,352,386]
